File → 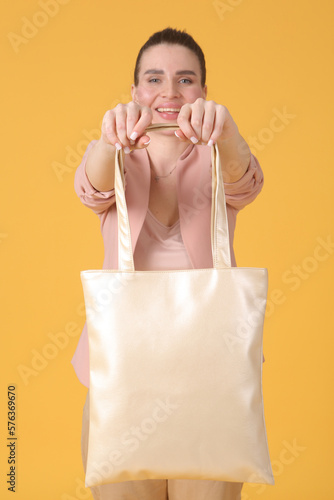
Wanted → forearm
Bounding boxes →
[85,139,116,191]
[217,131,251,183]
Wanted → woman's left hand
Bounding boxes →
[175,98,239,145]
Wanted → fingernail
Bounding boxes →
[124,147,131,154]
[143,138,151,145]
[190,136,199,144]
[207,139,214,147]
[130,131,138,141]
[115,143,122,150]
[174,131,181,139]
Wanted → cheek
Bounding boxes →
[133,87,155,105]
[185,87,206,102]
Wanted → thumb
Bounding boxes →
[135,135,151,149]
[174,130,189,141]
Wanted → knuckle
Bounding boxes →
[128,102,139,112]
[102,122,111,135]
[192,118,202,128]
[215,122,224,133]
[115,103,125,112]
[178,114,188,123]
[195,97,204,105]
[203,122,212,131]
[126,114,136,124]
[103,110,113,122]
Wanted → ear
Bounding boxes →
[131,84,137,102]
[202,85,208,99]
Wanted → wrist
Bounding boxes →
[97,137,117,156]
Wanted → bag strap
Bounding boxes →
[114,123,231,271]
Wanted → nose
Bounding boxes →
[161,79,180,98]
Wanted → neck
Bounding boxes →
[146,131,190,175]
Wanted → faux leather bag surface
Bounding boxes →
[81,124,274,487]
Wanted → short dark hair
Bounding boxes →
[133,28,206,87]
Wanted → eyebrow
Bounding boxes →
[143,69,197,76]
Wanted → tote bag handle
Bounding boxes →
[114,123,232,271]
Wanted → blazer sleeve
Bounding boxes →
[74,140,117,215]
[224,154,264,211]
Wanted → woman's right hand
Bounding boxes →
[101,101,153,153]
[85,102,153,191]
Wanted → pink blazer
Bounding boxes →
[72,141,264,387]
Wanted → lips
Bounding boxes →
[155,104,181,121]
[156,107,181,113]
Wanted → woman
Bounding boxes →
[72,28,264,500]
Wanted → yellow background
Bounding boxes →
[1,0,333,498]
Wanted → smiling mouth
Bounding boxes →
[156,108,181,113]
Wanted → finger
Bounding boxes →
[201,100,216,144]
[102,110,122,150]
[135,135,152,149]
[126,101,141,144]
[177,104,199,144]
[207,104,228,145]
[115,104,131,151]
[189,98,206,141]
[128,106,153,143]
[174,129,189,141]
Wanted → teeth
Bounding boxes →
[157,108,180,112]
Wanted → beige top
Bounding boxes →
[134,209,193,271]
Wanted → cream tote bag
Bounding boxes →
[81,123,274,488]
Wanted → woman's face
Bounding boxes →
[132,43,207,123]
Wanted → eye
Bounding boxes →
[148,78,160,83]
[179,78,192,84]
